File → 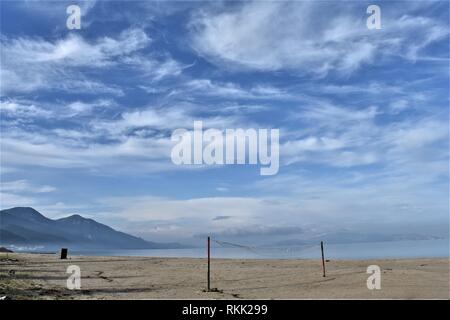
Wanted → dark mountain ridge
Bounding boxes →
[0,207,184,250]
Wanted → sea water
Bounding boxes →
[72,239,450,260]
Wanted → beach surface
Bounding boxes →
[1,253,448,299]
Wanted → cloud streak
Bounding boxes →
[190,2,448,75]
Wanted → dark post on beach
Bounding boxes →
[321,241,326,277]
[60,248,68,260]
[207,236,211,291]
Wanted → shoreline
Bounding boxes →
[13,253,450,261]
[10,252,450,261]
[7,238,447,261]
[1,253,449,299]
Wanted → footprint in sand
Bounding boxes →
[96,271,113,282]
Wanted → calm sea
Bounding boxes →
[72,239,450,260]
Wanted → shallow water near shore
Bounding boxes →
[70,239,449,260]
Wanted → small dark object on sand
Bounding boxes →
[203,287,223,293]
[60,248,68,259]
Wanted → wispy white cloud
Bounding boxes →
[0,99,52,119]
[172,79,290,100]
[282,111,448,168]
[5,28,150,67]
[0,98,116,120]
[190,2,448,75]
[1,27,185,94]
[0,134,173,170]
[1,179,56,194]
[0,192,39,209]
[0,95,252,173]
[94,195,308,241]
[0,179,58,211]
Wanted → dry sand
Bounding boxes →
[0,253,448,299]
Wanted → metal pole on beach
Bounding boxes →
[321,241,326,277]
[207,236,211,291]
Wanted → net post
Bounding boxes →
[207,236,211,291]
[321,241,326,277]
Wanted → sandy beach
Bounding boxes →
[0,253,448,299]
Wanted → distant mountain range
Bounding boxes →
[270,232,444,247]
[0,207,185,250]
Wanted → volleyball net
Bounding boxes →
[210,238,321,259]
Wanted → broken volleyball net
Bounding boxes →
[211,239,320,259]
[204,237,328,291]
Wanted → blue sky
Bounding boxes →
[0,0,449,245]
